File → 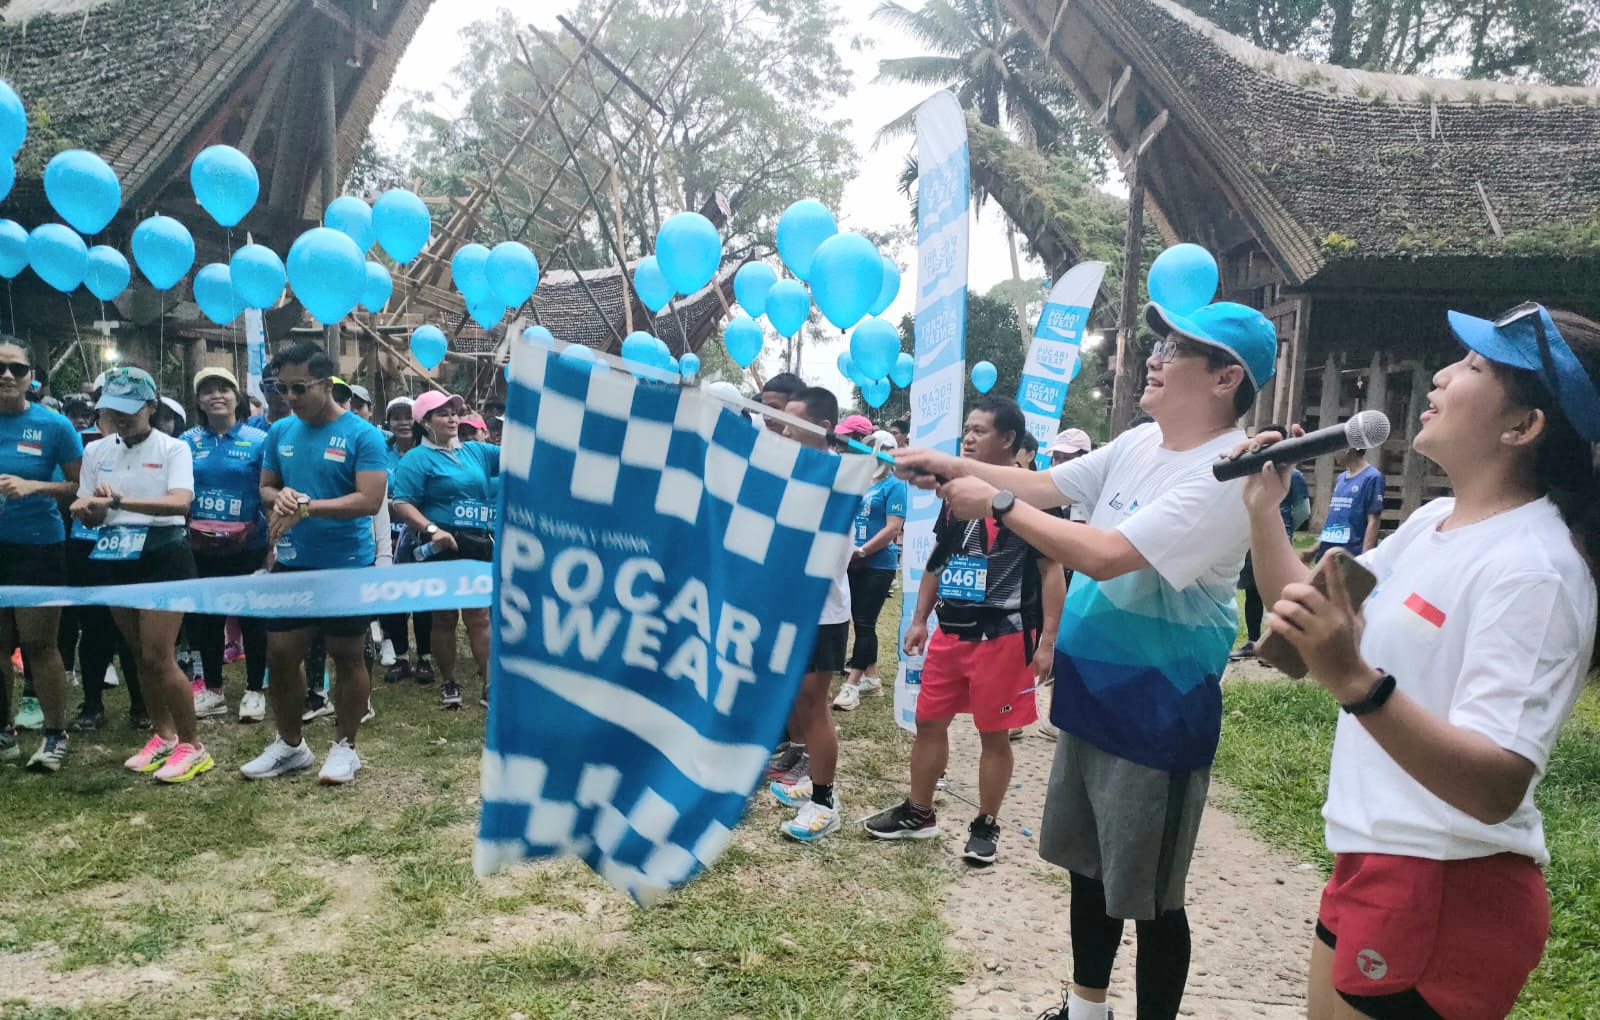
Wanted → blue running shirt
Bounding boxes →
[263,411,387,567]
[0,403,82,544]
[183,422,269,547]
[853,475,908,570]
[1047,424,1250,772]
[392,440,501,530]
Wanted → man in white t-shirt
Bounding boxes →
[896,300,1279,1020]
[768,386,853,842]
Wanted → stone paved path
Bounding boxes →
[933,686,1323,1019]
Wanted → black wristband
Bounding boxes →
[1341,672,1396,716]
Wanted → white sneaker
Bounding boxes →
[856,675,884,697]
[360,699,375,724]
[238,690,267,723]
[104,664,119,687]
[194,689,227,719]
[781,798,841,842]
[239,737,315,780]
[379,639,397,668]
[319,739,361,785]
[832,684,862,711]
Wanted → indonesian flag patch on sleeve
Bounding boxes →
[323,446,347,463]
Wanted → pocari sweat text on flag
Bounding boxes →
[475,344,874,903]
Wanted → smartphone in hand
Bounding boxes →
[1256,547,1378,680]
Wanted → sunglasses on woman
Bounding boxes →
[0,361,33,378]
[263,377,326,397]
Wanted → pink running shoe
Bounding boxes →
[124,734,177,774]
[154,743,214,784]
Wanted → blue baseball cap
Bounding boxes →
[1447,303,1600,442]
[95,366,158,414]
[1145,301,1278,390]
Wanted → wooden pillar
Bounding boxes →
[1365,351,1389,417]
[1400,360,1430,516]
[319,43,341,356]
[1312,353,1341,529]
[1111,161,1146,435]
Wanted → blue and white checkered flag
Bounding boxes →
[475,344,874,903]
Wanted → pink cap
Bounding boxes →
[1046,428,1093,455]
[461,414,488,431]
[412,390,466,423]
[835,414,875,438]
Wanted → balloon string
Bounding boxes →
[6,279,13,336]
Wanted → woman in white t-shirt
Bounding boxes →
[70,367,210,785]
[1239,304,1600,1020]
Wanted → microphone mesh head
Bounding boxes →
[1344,410,1391,450]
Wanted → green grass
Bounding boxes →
[1214,678,1600,1019]
[0,596,964,1019]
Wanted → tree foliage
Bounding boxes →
[1177,0,1600,83]
[387,0,856,269]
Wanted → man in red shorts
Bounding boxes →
[866,397,1064,863]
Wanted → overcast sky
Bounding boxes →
[375,0,1049,394]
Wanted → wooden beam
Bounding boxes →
[239,48,294,154]
[555,14,667,116]
[1312,353,1341,528]
[308,0,388,55]
[1111,160,1146,435]
[1400,360,1430,516]
[1128,109,1170,165]
[1099,66,1132,125]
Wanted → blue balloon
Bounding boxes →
[193,263,242,325]
[655,212,722,295]
[361,260,392,312]
[230,244,285,309]
[849,316,900,382]
[84,246,130,302]
[27,224,87,293]
[132,215,195,290]
[190,145,258,228]
[971,360,998,394]
[1148,243,1219,316]
[868,255,901,317]
[287,227,364,325]
[680,352,701,378]
[621,331,659,369]
[632,256,674,313]
[862,378,891,409]
[890,350,915,388]
[724,315,764,369]
[734,261,778,318]
[44,150,121,236]
[775,200,837,282]
[559,344,599,371]
[373,189,431,264]
[410,325,448,370]
[837,351,855,380]
[0,81,25,157]
[451,243,491,303]
[521,324,555,348]
[765,279,811,339]
[0,219,29,279]
[324,196,375,253]
[0,158,12,204]
[810,233,883,331]
[488,241,540,308]
[467,298,505,331]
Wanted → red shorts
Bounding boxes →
[915,628,1037,732]
[1317,852,1549,1020]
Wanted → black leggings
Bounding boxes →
[64,540,145,718]
[191,547,268,692]
[1069,871,1191,1020]
[1242,582,1264,642]
[379,611,432,657]
[846,568,896,670]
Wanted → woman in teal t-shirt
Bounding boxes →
[391,391,500,711]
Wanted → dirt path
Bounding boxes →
[936,682,1323,1019]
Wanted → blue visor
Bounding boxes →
[1447,304,1600,442]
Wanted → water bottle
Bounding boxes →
[414,538,442,562]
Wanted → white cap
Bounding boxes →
[158,395,187,424]
[705,381,744,406]
[867,429,896,451]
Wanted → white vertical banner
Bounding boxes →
[1017,261,1106,467]
[894,91,969,733]
[244,307,267,402]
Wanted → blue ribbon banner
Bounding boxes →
[475,344,874,903]
[0,561,491,616]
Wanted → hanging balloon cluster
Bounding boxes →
[617,210,726,380]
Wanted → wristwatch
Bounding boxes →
[1341,671,1397,716]
[296,495,311,520]
[424,524,440,538]
[990,489,1017,520]
[110,494,122,511]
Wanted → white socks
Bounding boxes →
[1067,990,1109,1020]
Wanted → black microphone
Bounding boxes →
[1213,410,1390,482]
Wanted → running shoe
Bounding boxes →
[384,660,412,683]
[1009,728,1025,742]
[194,689,227,719]
[769,776,813,808]
[440,681,462,710]
[14,697,43,731]
[70,707,105,733]
[832,684,861,711]
[319,739,361,785]
[1035,1003,1111,1020]
[128,708,151,730]
[302,692,334,722]
[1229,641,1258,662]
[240,737,315,779]
[415,656,435,685]
[864,800,939,840]
[224,642,245,664]
[781,798,841,842]
[238,690,267,723]
[378,639,397,668]
[124,734,177,774]
[188,674,205,696]
[764,743,804,780]
[772,751,810,788]
[962,814,1001,865]
[360,699,375,724]
[856,675,884,697]
[153,742,213,784]
[25,733,69,773]
[0,725,20,762]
